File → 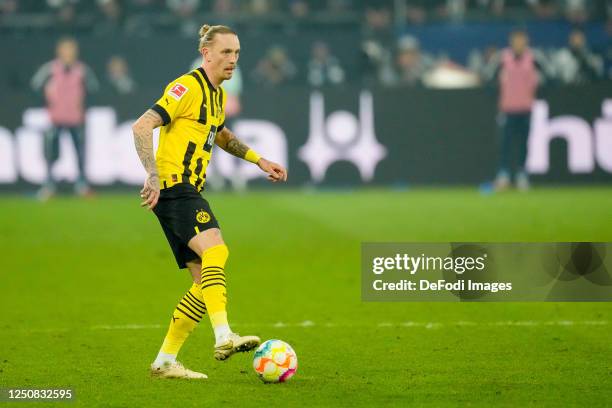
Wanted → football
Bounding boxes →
[252,339,298,383]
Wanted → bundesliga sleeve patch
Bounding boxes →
[168,83,188,100]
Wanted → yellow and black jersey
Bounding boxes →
[151,67,226,192]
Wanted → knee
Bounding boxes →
[186,262,202,283]
[208,229,225,247]
[191,273,201,285]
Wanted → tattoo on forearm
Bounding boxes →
[225,138,250,159]
[133,109,162,176]
[134,132,157,175]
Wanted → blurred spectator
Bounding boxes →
[402,0,465,22]
[488,30,540,191]
[124,0,158,36]
[0,0,17,17]
[405,0,427,24]
[167,0,199,14]
[364,5,392,39]
[361,4,395,85]
[307,41,346,87]
[106,55,136,94]
[482,39,553,83]
[251,46,297,87]
[468,45,500,80]
[48,0,78,28]
[563,0,592,23]
[359,39,395,85]
[527,0,559,19]
[389,35,435,86]
[167,0,199,36]
[438,0,468,21]
[452,0,471,18]
[31,37,99,200]
[249,0,273,15]
[94,0,123,36]
[552,29,604,83]
[289,0,309,18]
[472,0,559,19]
[212,0,235,14]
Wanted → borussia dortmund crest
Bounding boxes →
[196,209,210,223]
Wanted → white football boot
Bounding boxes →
[150,361,207,379]
[214,333,260,361]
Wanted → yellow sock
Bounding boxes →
[159,284,207,356]
[200,244,230,337]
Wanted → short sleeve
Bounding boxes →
[151,77,196,126]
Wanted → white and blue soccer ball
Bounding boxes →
[252,339,298,383]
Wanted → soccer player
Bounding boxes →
[131,24,288,379]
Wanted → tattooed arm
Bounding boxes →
[132,109,163,209]
[215,127,288,182]
[214,126,249,158]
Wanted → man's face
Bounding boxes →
[312,43,329,62]
[203,33,240,81]
[510,33,528,54]
[569,31,585,49]
[57,40,78,65]
[397,49,420,69]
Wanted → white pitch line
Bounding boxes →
[456,321,477,326]
[581,320,609,325]
[90,320,609,330]
[91,324,164,330]
[5,320,609,333]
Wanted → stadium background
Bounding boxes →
[1,0,612,189]
[1,1,611,407]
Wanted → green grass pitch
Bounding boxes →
[1,187,611,407]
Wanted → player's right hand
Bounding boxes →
[140,173,160,210]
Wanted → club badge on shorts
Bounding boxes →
[196,209,210,223]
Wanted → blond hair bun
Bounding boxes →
[199,24,211,38]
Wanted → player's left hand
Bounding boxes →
[257,158,287,183]
[140,173,160,210]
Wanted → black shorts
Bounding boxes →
[152,183,220,269]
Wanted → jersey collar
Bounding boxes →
[198,67,217,91]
